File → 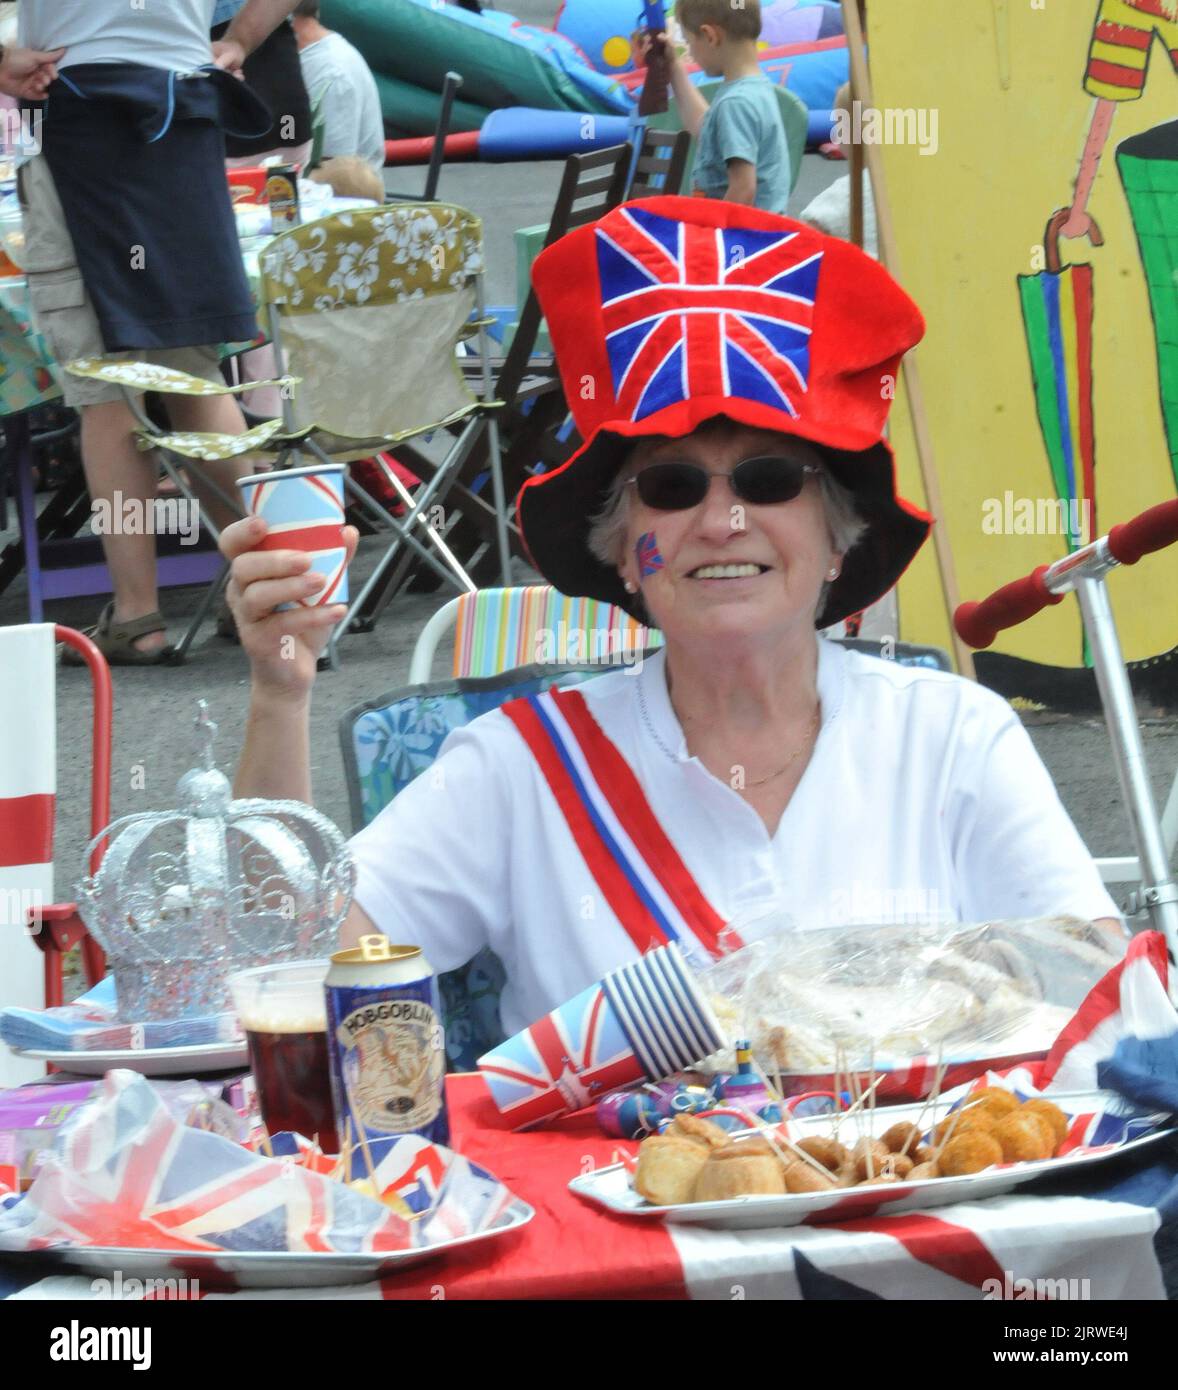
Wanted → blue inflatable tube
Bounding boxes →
[807,108,836,146]
[479,107,635,161]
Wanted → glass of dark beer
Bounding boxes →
[229,960,339,1152]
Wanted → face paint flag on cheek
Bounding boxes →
[637,531,665,579]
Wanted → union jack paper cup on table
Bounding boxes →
[477,943,727,1130]
[237,464,349,609]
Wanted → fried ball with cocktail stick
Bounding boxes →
[938,1131,1003,1176]
[969,1087,1021,1119]
[934,1108,994,1146]
[853,1143,901,1183]
[856,1171,902,1187]
[1020,1098,1068,1151]
[850,1137,890,1169]
[782,1159,838,1194]
[908,1160,940,1180]
[992,1112,1054,1163]
[795,1136,847,1172]
[881,1122,923,1155]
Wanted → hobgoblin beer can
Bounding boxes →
[325,936,450,1150]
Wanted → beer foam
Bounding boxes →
[239,1008,326,1034]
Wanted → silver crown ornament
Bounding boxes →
[78,701,355,1021]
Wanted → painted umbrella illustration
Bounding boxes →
[1116,119,1178,491]
[1017,210,1100,558]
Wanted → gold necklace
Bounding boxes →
[741,709,821,790]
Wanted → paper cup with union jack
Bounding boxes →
[237,464,349,609]
[477,943,727,1130]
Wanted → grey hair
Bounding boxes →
[587,454,868,572]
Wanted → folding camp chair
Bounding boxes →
[64,202,511,663]
[0,624,111,1086]
[350,143,641,627]
[408,584,663,683]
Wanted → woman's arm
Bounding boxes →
[220,514,356,803]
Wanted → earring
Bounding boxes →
[623,580,638,594]
[828,567,840,580]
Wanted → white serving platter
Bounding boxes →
[569,1091,1174,1231]
[10,1041,248,1077]
[0,1198,535,1289]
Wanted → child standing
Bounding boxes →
[647,0,791,212]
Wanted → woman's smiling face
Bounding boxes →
[616,424,840,646]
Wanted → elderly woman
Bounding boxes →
[224,197,1122,1036]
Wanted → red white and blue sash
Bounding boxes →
[501,687,737,961]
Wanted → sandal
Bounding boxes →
[61,601,172,667]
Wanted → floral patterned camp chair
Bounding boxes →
[64,203,510,659]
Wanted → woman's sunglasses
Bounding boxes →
[625,456,820,511]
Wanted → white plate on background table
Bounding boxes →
[0,1198,535,1290]
[569,1092,1176,1231]
[10,1041,248,1077]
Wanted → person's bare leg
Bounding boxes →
[164,391,257,531]
[79,397,167,653]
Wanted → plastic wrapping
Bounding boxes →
[699,915,1124,1074]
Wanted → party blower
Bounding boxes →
[477,943,726,1130]
[955,498,1178,957]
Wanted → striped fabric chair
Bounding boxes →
[0,626,111,1085]
[409,584,663,684]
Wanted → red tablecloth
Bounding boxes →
[378,1074,685,1299]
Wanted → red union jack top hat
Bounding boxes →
[517,196,933,626]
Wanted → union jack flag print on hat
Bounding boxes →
[517,195,933,627]
[596,206,820,424]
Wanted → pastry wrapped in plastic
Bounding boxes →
[699,915,1123,1077]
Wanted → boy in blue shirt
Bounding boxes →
[641,0,790,213]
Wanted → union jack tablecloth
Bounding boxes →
[2,1073,1176,1301]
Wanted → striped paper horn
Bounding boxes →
[477,944,726,1130]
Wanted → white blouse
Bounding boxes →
[350,639,1119,1036]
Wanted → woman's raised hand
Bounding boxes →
[220,516,358,700]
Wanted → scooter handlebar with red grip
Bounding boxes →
[954,565,1063,650]
[1107,498,1178,567]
